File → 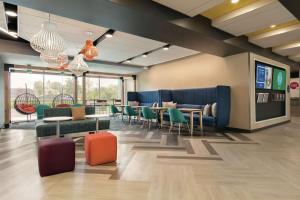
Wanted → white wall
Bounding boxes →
[0,57,4,127]
[290,78,300,98]
[137,53,251,129]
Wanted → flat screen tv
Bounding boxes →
[272,68,286,91]
[255,62,273,89]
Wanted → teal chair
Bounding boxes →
[168,108,190,135]
[125,106,138,125]
[142,106,157,130]
[36,104,51,120]
[110,105,122,118]
[72,103,83,107]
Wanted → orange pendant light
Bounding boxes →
[80,40,98,61]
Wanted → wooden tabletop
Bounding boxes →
[43,116,73,122]
[178,108,203,112]
[85,114,103,118]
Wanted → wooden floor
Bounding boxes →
[1,118,300,200]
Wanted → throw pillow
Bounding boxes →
[203,104,212,117]
[212,102,217,117]
[162,101,177,108]
[128,101,139,106]
[71,106,86,120]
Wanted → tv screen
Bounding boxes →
[256,63,273,89]
[272,68,286,91]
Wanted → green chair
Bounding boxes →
[125,106,138,125]
[36,104,51,120]
[142,106,157,130]
[168,108,190,135]
[72,103,83,107]
[110,105,122,118]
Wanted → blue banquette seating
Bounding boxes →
[127,86,230,129]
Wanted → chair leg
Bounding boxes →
[129,116,131,125]
[186,122,190,135]
[148,119,151,130]
[169,122,173,134]
[178,123,181,135]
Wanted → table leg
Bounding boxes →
[137,107,141,121]
[96,117,99,133]
[199,111,203,135]
[121,107,124,121]
[56,121,60,137]
[190,112,194,136]
[160,110,164,128]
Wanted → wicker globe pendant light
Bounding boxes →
[68,54,89,76]
[30,14,66,59]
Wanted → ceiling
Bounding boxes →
[0,3,201,74]
[153,0,300,63]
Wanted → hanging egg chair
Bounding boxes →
[14,86,40,115]
[52,94,74,108]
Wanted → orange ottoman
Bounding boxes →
[85,132,117,166]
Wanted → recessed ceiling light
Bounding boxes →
[143,66,149,70]
[125,60,131,63]
[163,46,169,51]
[142,54,148,58]
[105,33,113,38]
[231,0,239,4]
[270,24,276,28]
[5,10,17,17]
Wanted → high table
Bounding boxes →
[85,114,103,133]
[178,108,203,135]
[43,116,73,137]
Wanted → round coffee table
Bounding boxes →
[43,116,73,137]
[85,114,103,133]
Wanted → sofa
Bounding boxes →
[36,106,110,137]
[127,86,230,129]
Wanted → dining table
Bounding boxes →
[178,108,203,135]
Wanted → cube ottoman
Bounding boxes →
[85,132,117,166]
[38,138,75,177]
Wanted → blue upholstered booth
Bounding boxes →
[127,86,230,129]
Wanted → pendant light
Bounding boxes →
[40,52,69,69]
[30,14,66,58]
[80,31,98,61]
[68,54,89,76]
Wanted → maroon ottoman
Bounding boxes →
[38,138,75,177]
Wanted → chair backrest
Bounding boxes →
[142,106,156,119]
[110,105,119,114]
[125,106,136,116]
[168,108,186,123]
[36,104,51,119]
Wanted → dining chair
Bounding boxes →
[141,106,157,130]
[124,106,138,125]
[168,108,190,135]
[110,105,122,118]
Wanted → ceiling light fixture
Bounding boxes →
[143,66,149,70]
[270,24,276,28]
[231,0,239,4]
[125,59,131,63]
[8,31,17,36]
[105,33,113,38]
[163,45,170,51]
[0,27,18,38]
[68,54,89,76]
[142,53,148,58]
[5,10,17,17]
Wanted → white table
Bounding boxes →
[85,114,103,133]
[43,116,73,137]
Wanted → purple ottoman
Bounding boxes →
[38,138,75,177]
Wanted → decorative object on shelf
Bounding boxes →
[68,54,89,76]
[30,14,66,67]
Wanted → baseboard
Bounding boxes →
[226,120,291,133]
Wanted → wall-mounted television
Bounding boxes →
[255,62,273,89]
[272,68,286,91]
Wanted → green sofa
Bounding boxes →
[35,106,110,137]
